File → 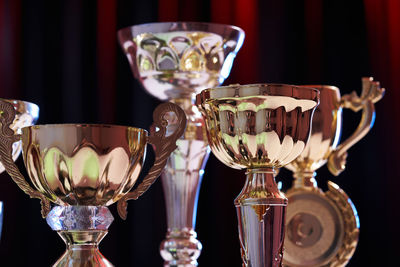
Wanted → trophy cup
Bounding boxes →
[0,100,186,266]
[118,22,245,266]
[0,98,39,241]
[282,77,385,267]
[196,84,320,266]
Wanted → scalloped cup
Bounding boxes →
[118,22,245,100]
[21,124,148,206]
[196,84,320,169]
[0,98,39,173]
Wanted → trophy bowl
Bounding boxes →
[196,84,319,169]
[22,124,147,206]
[284,85,342,173]
[196,84,319,266]
[0,101,186,266]
[118,21,245,101]
[0,98,39,173]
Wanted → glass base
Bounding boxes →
[47,206,114,267]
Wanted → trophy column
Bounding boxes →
[160,99,209,267]
[235,168,287,267]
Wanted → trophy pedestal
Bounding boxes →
[235,169,287,267]
[283,172,359,267]
[160,228,201,267]
[47,206,114,267]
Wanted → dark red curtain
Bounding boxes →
[364,0,400,259]
[0,0,397,266]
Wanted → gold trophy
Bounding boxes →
[0,98,39,241]
[196,84,320,267]
[118,22,244,266]
[283,77,385,267]
[0,100,186,266]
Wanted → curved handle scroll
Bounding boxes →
[117,102,186,220]
[327,77,385,176]
[0,100,51,218]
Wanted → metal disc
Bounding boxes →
[283,189,344,267]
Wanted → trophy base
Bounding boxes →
[160,229,202,267]
[47,206,114,267]
[283,181,359,267]
[54,231,113,267]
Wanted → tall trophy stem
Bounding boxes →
[160,98,209,267]
[235,168,287,267]
[46,206,114,267]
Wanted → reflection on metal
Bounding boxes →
[197,84,319,267]
[284,77,384,267]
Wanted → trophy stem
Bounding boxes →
[160,98,209,267]
[293,171,318,189]
[235,168,287,267]
[55,230,113,267]
[46,206,114,267]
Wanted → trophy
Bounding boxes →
[118,22,244,266]
[196,84,320,266]
[283,77,385,267]
[0,100,186,266]
[0,98,39,241]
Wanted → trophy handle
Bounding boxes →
[117,102,186,220]
[327,77,385,176]
[0,100,51,218]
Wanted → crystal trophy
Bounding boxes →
[196,84,320,266]
[0,100,186,266]
[118,22,244,266]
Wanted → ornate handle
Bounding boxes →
[0,100,51,218]
[327,77,385,176]
[117,102,186,220]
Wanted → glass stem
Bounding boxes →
[160,98,209,267]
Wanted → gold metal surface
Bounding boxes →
[197,84,319,266]
[55,230,113,267]
[0,100,186,266]
[0,100,50,217]
[119,22,245,266]
[118,22,244,101]
[283,77,382,267]
[0,100,185,215]
[117,102,186,219]
[328,77,384,175]
[196,84,320,170]
[22,124,147,207]
[286,77,384,175]
[0,98,39,174]
[283,181,359,267]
